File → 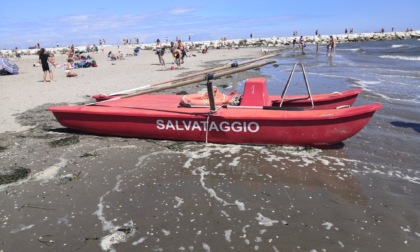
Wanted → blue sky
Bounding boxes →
[1,0,418,49]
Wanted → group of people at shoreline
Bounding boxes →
[293,35,336,54]
[155,39,188,70]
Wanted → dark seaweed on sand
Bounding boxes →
[0,167,31,185]
[49,135,80,147]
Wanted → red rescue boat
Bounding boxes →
[49,78,381,146]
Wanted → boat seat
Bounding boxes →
[240,78,271,106]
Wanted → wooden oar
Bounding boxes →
[120,60,276,99]
[109,53,281,96]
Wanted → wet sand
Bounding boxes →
[1,46,420,252]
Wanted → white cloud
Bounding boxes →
[167,8,196,15]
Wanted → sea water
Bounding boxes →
[259,38,420,106]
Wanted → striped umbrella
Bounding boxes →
[0,58,19,74]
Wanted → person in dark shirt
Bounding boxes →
[38,48,54,82]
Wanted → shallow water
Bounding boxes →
[261,39,420,105]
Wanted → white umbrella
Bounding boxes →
[0,58,19,74]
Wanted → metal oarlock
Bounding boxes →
[279,63,314,109]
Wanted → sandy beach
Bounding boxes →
[1,43,420,252]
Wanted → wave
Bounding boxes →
[360,86,420,105]
[379,55,420,61]
[391,44,406,48]
[355,80,381,86]
[339,48,360,52]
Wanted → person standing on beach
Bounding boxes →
[170,41,182,66]
[330,35,336,53]
[177,40,186,64]
[299,36,305,54]
[314,37,320,54]
[156,39,166,69]
[14,47,21,60]
[38,48,54,82]
[68,45,75,59]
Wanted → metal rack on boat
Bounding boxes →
[279,63,314,109]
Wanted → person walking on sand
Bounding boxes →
[38,48,54,82]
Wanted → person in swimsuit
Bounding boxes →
[68,45,75,59]
[170,42,182,66]
[38,48,54,82]
[156,39,166,69]
[330,35,336,53]
[177,40,186,64]
[299,36,305,54]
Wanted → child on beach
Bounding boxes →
[108,51,117,60]
[48,53,59,68]
[65,59,78,77]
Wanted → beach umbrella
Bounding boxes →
[0,58,19,74]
